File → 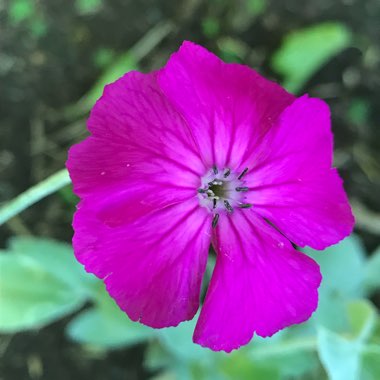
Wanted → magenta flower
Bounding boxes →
[67,41,354,352]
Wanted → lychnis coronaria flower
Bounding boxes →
[67,41,354,352]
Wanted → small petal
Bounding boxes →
[159,41,294,170]
[74,199,212,328]
[193,211,321,352]
[244,96,354,249]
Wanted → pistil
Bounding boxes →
[197,166,252,227]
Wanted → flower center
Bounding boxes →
[197,166,252,228]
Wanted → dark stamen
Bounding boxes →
[213,198,217,209]
[239,203,252,208]
[223,168,231,178]
[238,167,248,180]
[213,166,218,175]
[236,187,249,192]
[224,200,233,213]
[198,188,206,193]
[212,213,219,228]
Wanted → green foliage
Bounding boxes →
[29,18,47,38]
[317,300,378,380]
[9,0,34,24]
[146,235,380,379]
[272,22,351,93]
[8,237,95,295]
[246,333,318,377]
[75,0,103,15]
[361,345,380,380]
[8,0,47,37]
[93,48,116,69]
[348,98,370,125]
[347,300,377,341]
[58,184,79,208]
[0,237,91,332]
[303,234,366,332]
[66,285,153,348]
[317,328,361,380]
[64,21,173,118]
[1,233,379,379]
[364,246,380,293]
[158,318,209,361]
[246,0,266,16]
[220,350,280,380]
[202,17,220,38]
[217,37,247,62]
[0,236,154,349]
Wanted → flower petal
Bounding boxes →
[67,71,205,198]
[73,198,212,328]
[159,41,294,170]
[244,96,354,249]
[193,210,321,352]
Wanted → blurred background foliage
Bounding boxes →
[0,0,379,379]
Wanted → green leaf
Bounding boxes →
[317,328,361,380]
[145,342,174,371]
[364,246,380,293]
[9,236,96,296]
[361,345,380,380]
[303,235,366,331]
[318,331,380,380]
[347,300,377,342]
[247,335,318,377]
[0,254,85,332]
[157,316,213,362]
[317,302,379,380]
[272,22,351,92]
[66,285,153,348]
[152,317,227,380]
[220,350,280,380]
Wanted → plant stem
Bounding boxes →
[0,168,71,225]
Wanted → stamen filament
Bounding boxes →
[224,200,233,213]
[236,187,249,192]
[238,167,248,180]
